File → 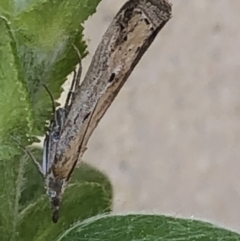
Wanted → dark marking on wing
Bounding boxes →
[108,73,116,83]
[83,112,91,122]
[119,23,125,31]
[144,18,150,25]
[73,113,80,125]
[122,4,135,21]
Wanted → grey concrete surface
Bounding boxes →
[62,0,240,232]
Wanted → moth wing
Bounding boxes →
[53,0,172,179]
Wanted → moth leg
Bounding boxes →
[23,145,44,175]
[10,135,43,175]
[64,44,82,109]
[64,70,77,109]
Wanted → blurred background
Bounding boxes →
[61,0,240,232]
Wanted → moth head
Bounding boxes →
[46,175,67,223]
[49,192,60,223]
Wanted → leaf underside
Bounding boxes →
[59,214,240,241]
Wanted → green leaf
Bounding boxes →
[0,17,33,146]
[0,0,40,17]
[1,0,101,140]
[57,214,240,241]
[71,161,113,201]
[11,0,101,136]
[18,183,111,241]
[0,151,28,240]
[0,1,12,16]
[14,0,99,48]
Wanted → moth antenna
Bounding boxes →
[43,84,57,122]
[10,135,43,175]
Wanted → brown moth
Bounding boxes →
[45,0,172,222]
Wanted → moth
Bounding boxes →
[42,58,82,221]
[42,0,172,223]
[12,51,82,221]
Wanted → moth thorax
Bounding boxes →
[45,176,64,198]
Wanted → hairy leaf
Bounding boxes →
[0,0,101,139]
[0,17,33,146]
[57,214,240,241]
